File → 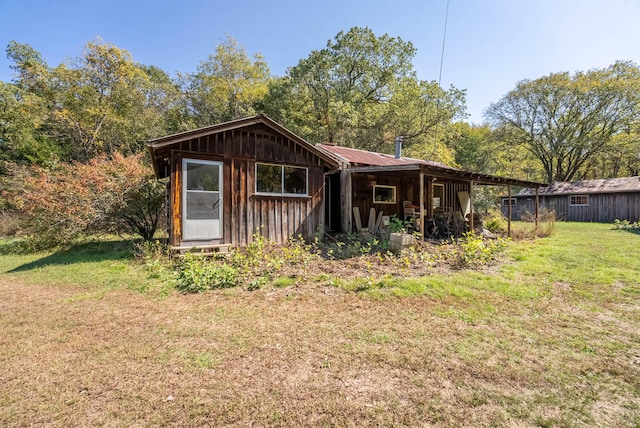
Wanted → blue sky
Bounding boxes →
[1,0,639,123]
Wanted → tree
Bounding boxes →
[183,35,270,127]
[2,42,59,166]
[388,77,466,161]
[48,39,166,160]
[261,27,466,155]
[267,27,416,147]
[3,39,186,164]
[486,61,640,183]
[0,81,59,165]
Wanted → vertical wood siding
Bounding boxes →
[169,126,328,246]
[503,192,640,222]
[350,173,469,227]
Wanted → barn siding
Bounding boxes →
[503,192,640,222]
[169,126,329,246]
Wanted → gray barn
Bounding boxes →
[502,177,640,222]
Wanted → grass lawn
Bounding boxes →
[0,222,639,426]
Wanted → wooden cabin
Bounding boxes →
[149,114,542,248]
[148,114,338,248]
[502,177,640,222]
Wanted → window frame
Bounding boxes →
[372,185,397,204]
[569,195,589,206]
[255,162,309,197]
[433,183,445,209]
[502,198,517,207]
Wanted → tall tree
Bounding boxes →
[3,39,184,163]
[486,61,640,183]
[1,42,58,165]
[270,27,416,147]
[0,81,58,165]
[184,35,270,127]
[262,27,465,154]
[48,39,162,159]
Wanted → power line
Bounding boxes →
[438,0,450,87]
[433,0,451,160]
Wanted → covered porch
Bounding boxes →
[336,163,543,239]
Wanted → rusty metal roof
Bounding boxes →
[317,143,544,187]
[515,176,640,196]
[316,143,457,170]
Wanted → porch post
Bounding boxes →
[419,168,425,240]
[535,187,540,230]
[469,181,474,233]
[428,178,434,218]
[507,185,512,238]
[340,168,353,233]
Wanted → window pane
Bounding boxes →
[186,163,219,191]
[256,164,282,193]
[186,192,220,220]
[373,186,395,203]
[284,166,307,194]
[571,195,588,206]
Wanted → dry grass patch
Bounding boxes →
[1,223,639,426]
[1,270,639,426]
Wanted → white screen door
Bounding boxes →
[182,159,223,240]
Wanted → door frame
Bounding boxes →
[181,158,224,241]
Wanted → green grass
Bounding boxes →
[0,222,639,426]
[0,238,172,297]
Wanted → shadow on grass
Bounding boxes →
[614,228,640,236]
[6,240,136,273]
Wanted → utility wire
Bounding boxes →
[438,0,450,87]
[433,0,450,159]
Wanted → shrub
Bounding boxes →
[5,153,165,249]
[453,232,509,268]
[175,253,239,293]
[0,210,21,237]
[483,210,508,234]
[133,240,171,278]
[613,219,639,229]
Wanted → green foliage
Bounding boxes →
[613,218,640,230]
[183,35,270,127]
[452,232,509,268]
[133,240,171,279]
[483,210,508,234]
[323,233,387,260]
[175,253,239,293]
[228,232,320,289]
[388,215,409,233]
[262,27,465,155]
[486,61,640,183]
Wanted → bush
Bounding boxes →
[0,210,21,237]
[453,232,509,268]
[613,219,639,229]
[175,253,239,293]
[5,153,165,250]
[483,210,508,234]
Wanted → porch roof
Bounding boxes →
[317,144,543,188]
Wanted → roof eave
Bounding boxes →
[147,114,339,173]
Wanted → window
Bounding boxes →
[502,198,517,207]
[373,185,396,204]
[256,163,308,196]
[569,195,588,206]
[433,183,445,208]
